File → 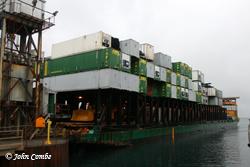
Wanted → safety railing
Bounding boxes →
[0,128,24,156]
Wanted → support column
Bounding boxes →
[35,29,42,116]
[0,18,6,126]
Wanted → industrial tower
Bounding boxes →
[0,0,56,127]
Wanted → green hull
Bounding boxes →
[70,121,237,145]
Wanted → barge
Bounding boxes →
[42,31,239,145]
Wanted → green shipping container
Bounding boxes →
[151,81,162,97]
[173,62,192,79]
[177,86,181,99]
[185,77,188,88]
[196,92,202,103]
[131,58,147,76]
[139,76,147,94]
[165,83,172,98]
[166,69,172,83]
[45,48,121,77]
[176,74,181,86]
[172,62,185,75]
[160,83,166,97]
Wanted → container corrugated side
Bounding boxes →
[188,79,192,90]
[146,62,154,78]
[176,74,181,86]
[192,81,202,92]
[171,85,177,99]
[176,86,181,99]
[154,52,172,69]
[160,67,166,82]
[47,48,121,77]
[120,39,139,58]
[208,97,219,106]
[166,69,172,83]
[140,43,154,60]
[180,75,185,87]
[51,31,112,59]
[120,72,139,92]
[188,90,196,102]
[131,57,147,76]
[166,84,172,98]
[139,76,147,94]
[44,70,100,92]
[207,87,216,96]
[171,72,176,85]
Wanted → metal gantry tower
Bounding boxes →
[0,0,56,127]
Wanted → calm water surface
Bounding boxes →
[70,118,250,167]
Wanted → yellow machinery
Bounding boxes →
[71,109,95,122]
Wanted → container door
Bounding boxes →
[48,93,55,115]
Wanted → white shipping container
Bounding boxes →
[208,97,219,106]
[207,87,216,96]
[121,53,131,70]
[192,81,202,92]
[223,105,237,111]
[171,85,177,99]
[216,89,223,98]
[153,52,172,69]
[120,72,139,92]
[146,62,155,78]
[120,39,139,58]
[154,65,160,79]
[43,70,100,92]
[202,96,208,105]
[218,98,223,106]
[180,75,185,87]
[1,0,45,19]
[159,67,166,81]
[192,70,204,83]
[202,87,208,96]
[188,90,196,102]
[51,31,112,59]
[140,43,154,60]
[188,79,192,90]
[171,73,177,85]
[185,89,189,98]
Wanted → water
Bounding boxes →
[70,119,250,167]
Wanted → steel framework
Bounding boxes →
[0,1,55,127]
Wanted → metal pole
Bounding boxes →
[35,29,42,117]
[0,17,6,126]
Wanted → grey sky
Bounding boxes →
[43,0,250,117]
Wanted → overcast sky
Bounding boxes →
[43,0,250,118]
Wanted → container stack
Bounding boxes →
[153,52,172,98]
[172,62,192,101]
[43,31,223,106]
[192,70,204,104]
[223,97,239,120]
[207,87,223,106]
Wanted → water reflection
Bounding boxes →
[248,119,250,147]
[70,119,250,167]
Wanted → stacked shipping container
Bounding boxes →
[44,31,223,106]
